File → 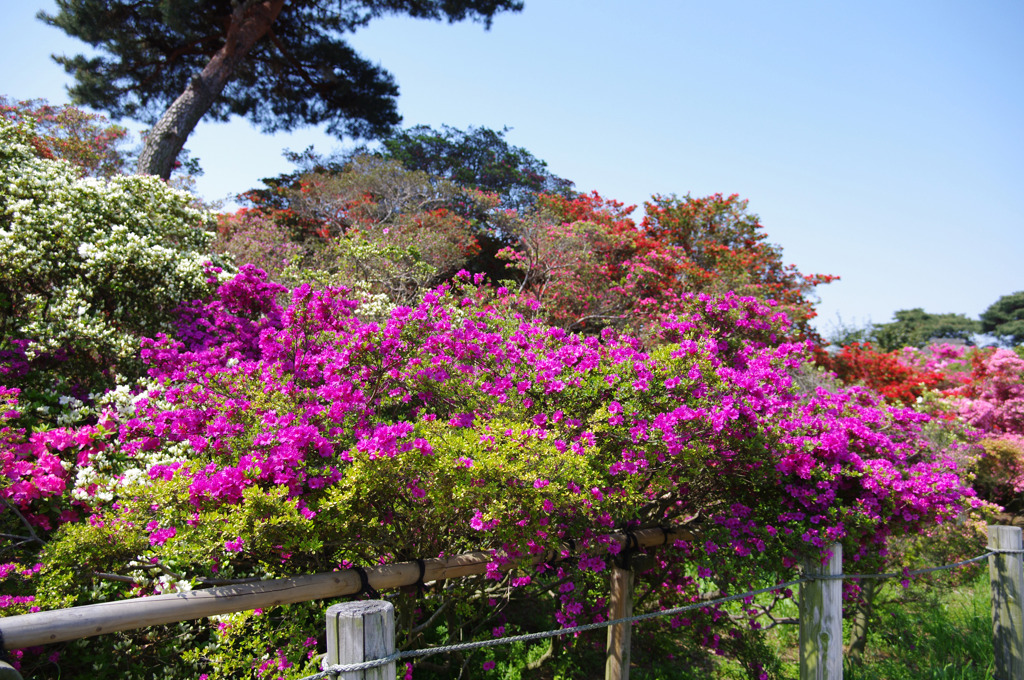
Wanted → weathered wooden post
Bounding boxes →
[799,542,843,680]
[326,601,396,680]
[988,525,1024,680]
[0,660,25,680]
[605,562,634,680]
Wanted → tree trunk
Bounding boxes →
[846,579,878,665]
[136,0,285,179]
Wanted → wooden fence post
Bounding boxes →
[605,563,634,680]
[988,525,1024,680]
[326,601,396,680]
[0,660,24,680]
[799,542,843,680]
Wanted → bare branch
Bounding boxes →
[1,497,43,545]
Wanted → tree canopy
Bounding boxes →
[232,158,837,336]
[0,96,129,178]
[871,308,980,351]
[981,291,1024,347]
[640,193,838,331]
[41,0,523,179]
[374,124,575,210]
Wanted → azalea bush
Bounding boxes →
[946,347,1024,436]
[1,264,978,678]
[814,342,948,406]
[943,347,1024,511]
[0,116,228,425]
[640,193,838,331]
[213,209,304,283]
[236,151,837,343]
[220,155,488,314]
[0,96,130,178]
[491,190,840,349]
[496,192,667,332]
[817,337,1024,522]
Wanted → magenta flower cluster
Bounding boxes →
[0,265,978,674]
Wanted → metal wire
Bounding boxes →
[819,549,1007,581]
[298,546,1023,679]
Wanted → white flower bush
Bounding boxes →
[0,117,230,409]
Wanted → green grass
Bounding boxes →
[841,571,995,680]
[412,570,997,679]
[669,570,995,679]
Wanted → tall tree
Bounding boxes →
[641,192,837,330]
[374,124,575,210]
[41,0,523,180]
[981,291,1024,347]
[871,308,980,351]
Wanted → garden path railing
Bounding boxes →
[2,525,1023,680]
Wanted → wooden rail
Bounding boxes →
[0,525,692,650]
[5,524,1018,680]
[324,527,1024,680]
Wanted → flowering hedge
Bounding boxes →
[822,341,1024,512]
[940,346,1024,508]
[814,342,948,406]
[1,265,976,678]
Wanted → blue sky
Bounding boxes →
[2,1,1022,337]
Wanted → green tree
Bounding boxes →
[374,124,574,211]
[218,153,498,315]
[241,124,571,285]
[42,0,523,180]
[872,308,980,351]
[822,314,875,348]
[249,125,572,229]
[981,291,1024,347]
